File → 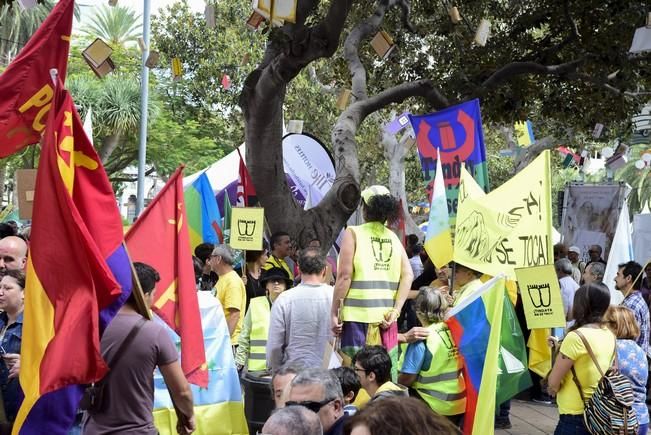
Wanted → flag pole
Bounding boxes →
[136,0,151,217]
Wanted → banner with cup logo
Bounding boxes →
[229,207,265,250]
[515,264,566,329]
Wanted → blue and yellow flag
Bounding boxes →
[424,156,453,268]
[185,172,224,250]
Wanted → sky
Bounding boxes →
[74,0,205,30]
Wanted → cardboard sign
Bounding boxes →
[16,169,37,219]
[229,207,264,250]
[515,264,566,329]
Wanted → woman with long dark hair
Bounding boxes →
[547,283,616,435]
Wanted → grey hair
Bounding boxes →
[589,262,605,282]
[414,287,448,324]
[298,248,326,275]
[211,244,234,265]
[555,258,573,275]
[263,406,323,435]
[291,368,343,401]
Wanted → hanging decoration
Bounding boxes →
[82,38,115,78]
[370,30,396,59]
[474,19,491,46]
[171,57,183,80]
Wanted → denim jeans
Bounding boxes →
[554,414,589,435]
[640,423,649,435]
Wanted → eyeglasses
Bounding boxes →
[285,398,334,413]
[354,366,368,374]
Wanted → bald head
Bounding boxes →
[0,236,27,272]
[262,406,323,435]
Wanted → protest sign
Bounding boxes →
[229,207,264,250]
[515,265,566,329]
[454,150,553,279]
[409,99,489,223]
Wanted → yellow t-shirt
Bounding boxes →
[216,270,246,345]
[557,327,616,415]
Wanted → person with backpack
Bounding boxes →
[605,306,649,435]
[547,283,618,435]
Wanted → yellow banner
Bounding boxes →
[454,150,553,279]
[515,264,566,329]
[229,207,265,251]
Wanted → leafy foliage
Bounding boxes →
[81,5,141,47]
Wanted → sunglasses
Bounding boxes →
[285,398,334,413]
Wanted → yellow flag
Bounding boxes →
[229,207,265,251]
[528,328,552,377]
[515,264,566,329]
[454,151,552,279]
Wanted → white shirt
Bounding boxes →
[559,275,580,324]
[409,255,424,278]
[266,282,333,373]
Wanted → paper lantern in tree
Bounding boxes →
[205,4,216,29]
[221,74,231,90]
[145,51,159,68]
[82,38,115,78]
[253,0,297,26]
[448,6,461,24]
[17,0,38,9]
[246,11,266,30]
[592,123,604,138]
[629,13,651,54]
[474,19,491,46]
[370,30,395,59]
[171,58,183,79]
[337,89,352,111]
[287,120,304,134]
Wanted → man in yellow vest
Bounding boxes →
[263,231,294,280]
[331,185,413,376]
[235,267,292,372]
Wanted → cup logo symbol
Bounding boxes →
[238,219,256,237]
[371,237,393,263]
[527,283,551,308]
[437,329,454,349]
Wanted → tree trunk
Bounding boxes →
[382,126,422,238]
[99,133,122,164]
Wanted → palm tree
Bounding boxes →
[0,0,55,65]
[68,73,159,165]
[81,5,141,47]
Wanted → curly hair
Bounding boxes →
[363,194,399,223]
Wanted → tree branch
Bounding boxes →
[570,72,651,98]
[357,79,450,122]
[109,167,156,183]
[344,0,416,101]
[477,57,588,94]
[307,65,337,94]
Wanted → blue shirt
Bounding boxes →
[0,311,23,421]
[616,339,649,424]
[622,291,651,358]
[400,341,432,374]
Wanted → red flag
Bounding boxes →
[0,0,74,157]
[126,167,208,387]
[236,147,256,207]
[16,83,124,431]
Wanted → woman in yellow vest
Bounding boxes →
[331,185,414,377]
[398,287,466,427]
[235,267,292,372]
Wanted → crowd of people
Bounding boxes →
[1,186,651,435]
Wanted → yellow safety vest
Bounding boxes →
[247,296,271,372]
[263,255,294,280]
[413,323,466,416]
[340,222,402,324]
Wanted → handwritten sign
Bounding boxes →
[454,150,553,279]
[229,207,265,251]
[515,265,566,329]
